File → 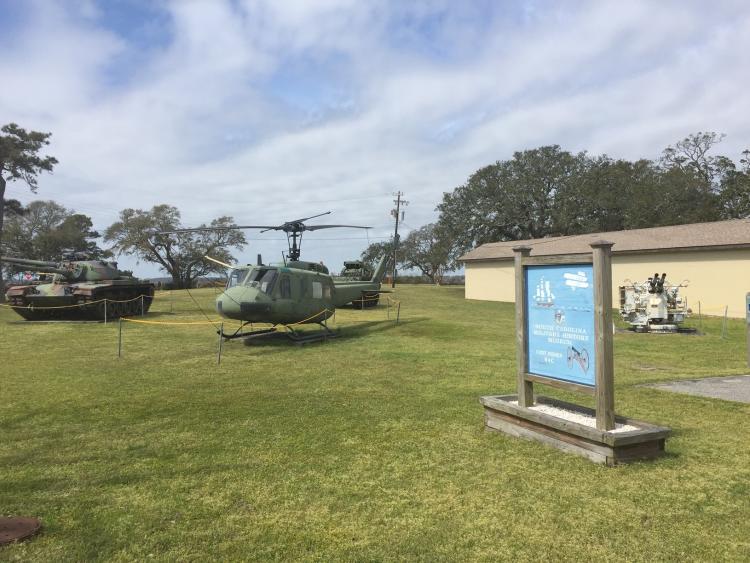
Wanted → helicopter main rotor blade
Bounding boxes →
[204,255,235,269]
[303,224,371,231]
[156,225,278,235]
[286,211,331,224]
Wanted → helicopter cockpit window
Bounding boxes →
[226,268,249,289]
[258,270,277,294]
[244,268,263,284]
[243,268,277,295]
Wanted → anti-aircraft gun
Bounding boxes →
[2,255,155,321]
[619,272,693,333]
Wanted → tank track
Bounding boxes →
[6,285,155,321]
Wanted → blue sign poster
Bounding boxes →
[526,264,595,386]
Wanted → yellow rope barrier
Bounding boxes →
[2,289,398,329]
[120,318,225,326]
[117,308,333,329]
[0,299,107,310]
[285,308,332,327]
[0,294,152,310]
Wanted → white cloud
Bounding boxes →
[1,0,749,275]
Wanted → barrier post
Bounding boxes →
[118,317,123,358]
[104,299,107,325]
[396,301,401,324]
[141,295,145,317]
[217,322,224,365]
[698,301,702,332]
[721,305,728,339]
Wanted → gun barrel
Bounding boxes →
[656,273,667,291]
[1,256,69,276]
[1,255,60,268]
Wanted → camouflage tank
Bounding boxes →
[336,261,379,308]
[2,255,155,321]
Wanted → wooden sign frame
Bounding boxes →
[513,241,615,431]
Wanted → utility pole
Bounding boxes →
[391,191,408,288]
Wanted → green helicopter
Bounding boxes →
[157,212,389,342]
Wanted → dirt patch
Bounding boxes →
[644,375,750,404]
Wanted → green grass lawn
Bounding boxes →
[1,286,749,561]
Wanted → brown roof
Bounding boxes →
[459,219,750,262]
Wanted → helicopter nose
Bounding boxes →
[217,288,271,320]
[216,289,244,318]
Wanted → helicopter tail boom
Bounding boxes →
[371,256,389,283]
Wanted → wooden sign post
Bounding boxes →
[592,241,615,431]
[481,241,670,465]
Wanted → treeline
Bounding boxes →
[2,199,111,261]
[1,201,246,289]
[2,122,749,290]
[363,132,750,283]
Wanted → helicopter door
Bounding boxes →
[314,280,333,302]
[312,281,323,299]
[279,275,292,300]
[322,280,333,301]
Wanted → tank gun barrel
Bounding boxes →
[2,256,61,269]
[2,259,67,276]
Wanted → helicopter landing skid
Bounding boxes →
[283,323,338,346]
[219,322,338,345]
[219,324,277,340]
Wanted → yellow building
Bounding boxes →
[460,219,750,318]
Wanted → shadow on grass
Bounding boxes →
[336,316,428,340]
[234,317,428,352]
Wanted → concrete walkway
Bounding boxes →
[646,375,750,404]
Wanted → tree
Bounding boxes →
[360,240,395,271]
[718,148,750,219]
[436,146,586,260]
[0,123,58,293]
[2,198,24,218]
[399,223,453,284]
[435,134,748,264]
[2,200,110,266]
[660,131,728,189]
[104,204,247,289]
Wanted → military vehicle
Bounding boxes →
[338,260,373,281]
[336,260,379,308]
[157,212,390,341]
[619,273,693,332]
[2,255,155,321]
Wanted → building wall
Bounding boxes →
[464,248,750,318]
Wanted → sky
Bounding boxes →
[1,0,749,277]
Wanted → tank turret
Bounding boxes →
[1,255,133,283]
[2,255,154,321]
